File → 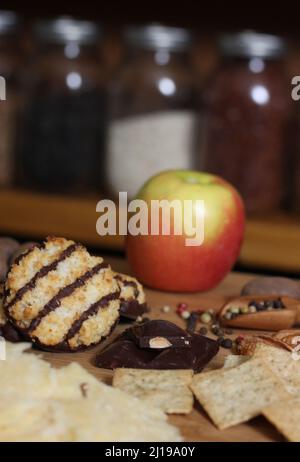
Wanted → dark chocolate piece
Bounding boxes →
[120,300,149,321]
[95,321,219,372]
[95,340,157,369]
[128,319,191,349]
[148,334,219,372]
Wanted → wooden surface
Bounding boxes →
[1,188,300,273]
[37,256,284,442]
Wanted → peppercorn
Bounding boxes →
[256,302,265,312]
[240,306,249,314]
[200,312,212,324]
[221,338,233,349]
[211,325,224,337]
[199,327,208,336]
[181,310,191,320]
[161,305,171,313]
[229,307,240,314]
[176,303,188,316]
[187,312,198,333]
[249,305,257,313]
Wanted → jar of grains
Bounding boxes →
[0,11,21,188]
[200,31,291,213]
[19,17,106,193]
[105,24,197,198]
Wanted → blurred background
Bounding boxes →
[0,1,300,275]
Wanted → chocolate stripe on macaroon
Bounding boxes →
[13,241,45,266]
[64,290,121,341]
[5,243,80,310]
[27,261,109,333]
[115,275,139,298]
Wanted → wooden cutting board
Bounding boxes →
[37,257,285,442]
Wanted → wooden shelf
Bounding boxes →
[239,214,300,274]
[0,188,300,273]
[0,188,124,251]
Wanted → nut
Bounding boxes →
[149,336,172,349]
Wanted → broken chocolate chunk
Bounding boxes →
[95,321,219,372]
[148,334,219,373]
[126,319,191,349]
[95,340,157,369]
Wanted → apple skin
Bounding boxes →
[126,170,245,292]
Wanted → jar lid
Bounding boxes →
[124,24,192,51]
[219,31,287,59]
[0,10,19,34]
[34,17,101,44]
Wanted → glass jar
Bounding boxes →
[0,11,21,188]
[19,17,106,193]
[201,31,291,213]
[106,25,197,198]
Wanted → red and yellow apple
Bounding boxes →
[126,170,245,292]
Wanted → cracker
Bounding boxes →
[113,368,194,414]
[263,397,300,442]
[191,357,289,430]
[253,343,300,395]
[223,354,250,369]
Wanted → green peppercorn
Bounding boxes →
[241,306,249,314]
[200,312,212,324]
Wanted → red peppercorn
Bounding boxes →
[176,303,188,315]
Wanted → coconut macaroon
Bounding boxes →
[114,273,148,320]
[3,237,121,352]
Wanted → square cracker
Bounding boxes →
[223,355,250,369]
[113,368,194,414]
[252,343,300,395]
[263,397,300,442]
[191,357,289,430]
